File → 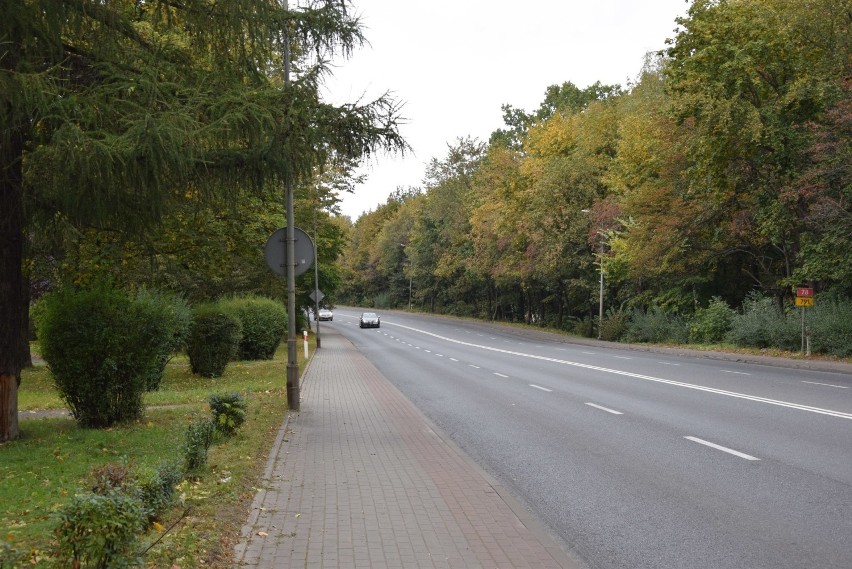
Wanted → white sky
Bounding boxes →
[321,0,691,220]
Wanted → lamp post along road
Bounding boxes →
[283,0,299,411]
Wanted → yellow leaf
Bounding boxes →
[152,522,165,532]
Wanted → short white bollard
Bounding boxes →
[303,330,309,358]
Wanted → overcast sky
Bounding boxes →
[320,0,691,220]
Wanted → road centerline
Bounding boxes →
[585,402,623,415]
[684,436,760,461]
[383,321,852,421]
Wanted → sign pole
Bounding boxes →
[283,0,299,412]
[795,287,814,356]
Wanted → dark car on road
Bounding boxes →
[359,312,380,328]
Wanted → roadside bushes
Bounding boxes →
[219,295,286,360]
[39,283,168,427]
[52,394,247,567]
[808,298,852,357]
[689,297,736,344]
[186,303,242,377]
[209,392,247,438]
[135,289,192,391]
[623,307,689,344]
[725,293,798,350]
[599,309,629,342]
[55,491,146,569]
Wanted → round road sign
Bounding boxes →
[264,227,315,277]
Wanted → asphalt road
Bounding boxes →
[323,309,852,569]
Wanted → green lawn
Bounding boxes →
[3,340,312,568]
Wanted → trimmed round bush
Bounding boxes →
[40,284,165,428]
[219,295,286,360]
[186,304,242,377]
[134,288,192,391]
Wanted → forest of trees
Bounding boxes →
[337,0,851,342]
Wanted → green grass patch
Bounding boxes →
[4,339,313,568]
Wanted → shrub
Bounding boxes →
[624,307,689,344]
[219,296,286,360]
[135,289,192,391]
[138,461,182,522]
[808,297,852,357]
[39,283,163,427]
[0,543,28,568]
[726,293,798,350]
[54,492,145,569]
[186,304,242,377]
[571,316,594,338]
[90,463,134,495]
[689,297,736,343]
[183,419,215,479]
[209,392,247,438]
[599,309,630,342]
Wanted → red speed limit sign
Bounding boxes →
[796,287,814,298]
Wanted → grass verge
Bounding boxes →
[2,338,314,568]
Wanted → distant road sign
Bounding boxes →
[309,290,325,303]
[796,287,814,297]
[795,297,814,307]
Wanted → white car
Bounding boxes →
[317,308,333,321]
[359,312,380,328]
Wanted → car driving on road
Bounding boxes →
[317,308,333,321]
[359,312,380,328]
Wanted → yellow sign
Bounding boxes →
[795,297,814,307]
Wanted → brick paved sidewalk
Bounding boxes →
[233,328,582,568]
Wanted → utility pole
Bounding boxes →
[313,185,321,349]
[283,0,299,411]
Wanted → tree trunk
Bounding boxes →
[1,124,24,442]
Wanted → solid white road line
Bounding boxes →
[684,436,760,461]
[383,321,852,421]
[530,384,552,392]
[585,402,623,415]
